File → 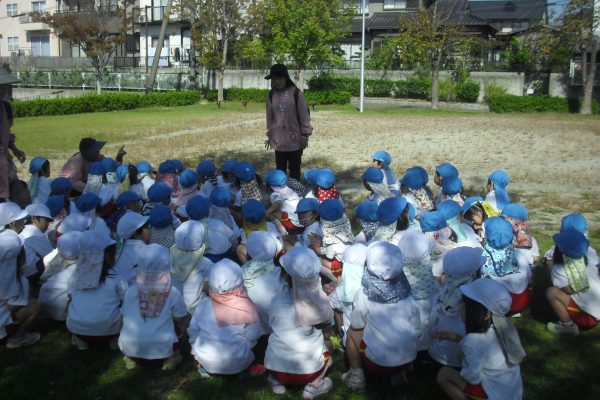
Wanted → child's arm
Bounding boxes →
[460,338,485,385]
[265,200,282,221]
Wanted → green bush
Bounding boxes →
[364,79,395,97]
[393,78,432,100]
[488,94,568,113]
[202,87,351,105]
[227,87,270,102]
[483,82,508,103]
[304,90,352,105]
[438,80,457,102]
[13,91,200,117]
[456,79,480,103]
[308,75,360,96]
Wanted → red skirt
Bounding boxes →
[269,352,330,386]
[464,383,488,400]
[567,298,599,330]
[359,341,411,375]
[508,288,533,316]
[331,259,343,278]
[280,212,304,235]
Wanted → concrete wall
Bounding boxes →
[549,73,569,98]
[13,88,106,100]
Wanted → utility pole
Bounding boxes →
[146,0,173,92]
[359,0,366,113]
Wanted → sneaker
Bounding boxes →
[302,377,333,399]
[108,337,119,350]
[267,374,286,395]
[547,321,579,336]
[123,356,138,370]
[511,313,522,318]
[197,364,211,378]
[162,352,182,371]
[341,368,366,392]
[71,335,89,351]
[6,332,41,349]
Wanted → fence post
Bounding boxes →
[82,72,86,91]
[48,72,52,89]
[118,73,122,91]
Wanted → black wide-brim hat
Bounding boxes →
[265,64,290,80]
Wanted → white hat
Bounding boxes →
[208,258,243,293]
[0,202,27,227]
[398,230,432,263]
[137,243,171,274]
[247,231,278,261]
[79,229,116,252]
[174,220,205,251]
[59,214,92,233]
[280,246,321,279]
[366,241,404,280]
[460,278,512,316]
[443,247,486,277]
[57,231,83,260]
[116,212,149,240]
[341,243,367,267]
[25,203,53,221]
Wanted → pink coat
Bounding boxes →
[266,87,312,152]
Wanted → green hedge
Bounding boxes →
[204,88,351,105]
[13,91,200,117]
[488,94,569,113]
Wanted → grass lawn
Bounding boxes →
[3,102,600,399]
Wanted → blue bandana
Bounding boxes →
[361,268,411,304]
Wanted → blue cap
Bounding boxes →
[413,166,429,186]
[319,199,344,222]
[149,204,172,229]
[75,192,101,213]
[117,191,141,208]
[136,161,153,173]
[304,168,321,186]
[420,211,448,233]
[179,169,199,189]
[400,167,426,190]
[488,170,510,189]
[442,176,462,195]
[46,195,66,218]
[484,217,514,249]
[376,197,408,225]
[561,213,588,234]
[355,200,378,223]
[196,160,217,177]
[461,196,483,215]
[101,157,118,173]
[553,229,589,259]
[147,182,173,203]
[296,198,319,214]
[88,161,106,176]
[362,167,384,184]
[235,162,256,182]
[222,159,238,174]
[435,163,459,179]
[438,200,461,220]
[372,150,392,168]
[210,187,231,207]
[501,203,528,221]
[159,160,180,174]
[186,195,211,221]
[242,199,266,223]
[117,164,130,182]
[50,177,72,195]
[29,157,48,174]
[265,169,288,187]
[316,169,336,189]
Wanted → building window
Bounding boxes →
[31,1,47,12]
[30,35,50,56]
[6,3,18,17]
[8,37,19,55]
[383,0,407,9]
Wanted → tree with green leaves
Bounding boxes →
[32,1,133,94]
[395,1,474,109]
[255,0,353,90]
[558,0,598,114]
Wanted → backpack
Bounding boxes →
[510,219,533,249]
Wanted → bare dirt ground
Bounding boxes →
[42,107,600,238]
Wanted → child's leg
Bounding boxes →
[546,287,572,323]
[9,299,40,338]
[322,325,333,353]
[235,244,248,264]
[346,328,364,369]
[436,366,467,400]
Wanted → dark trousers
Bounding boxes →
[275,150,303,181]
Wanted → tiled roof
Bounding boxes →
[468,0,547,21]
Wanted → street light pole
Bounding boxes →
[359,0,366,113]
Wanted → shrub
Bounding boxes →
[483,82,508,103]
[438,80,457,102]
[393,78,431,100]
[304,90,352,105]
[227,87,270,103]
[201,87,351,106]
[456,79,481,103]
[308,75,360,96]
[365,79,395,97]
[13,91,200,117]
[488,94,568,113]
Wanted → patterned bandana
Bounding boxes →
[317,186,339,203]
[361,268,412,304]
[369,182,394,201]
[170,244,206,282]
[563,255,589,293]
[242,259,275,288]
[321,215,354,247]
[410,188,434,211]
[372,222,397,243]
[437,273,476,316]
[403,257,435,301]
[359,219,378,242]
[286,177,306,197]
[482,243,519,278]
[240,180,262,205]
[137,270,171,318]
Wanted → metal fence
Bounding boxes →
[13,70,195,91]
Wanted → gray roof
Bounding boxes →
[351,11,415,33]
[468,0,547,21]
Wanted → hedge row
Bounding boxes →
[488,94,599,113]
[307,75,480,103]
[14,91,200,117]
[205,88,352,105]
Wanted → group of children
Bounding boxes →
[1,148,598,400]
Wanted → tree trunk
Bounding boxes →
[431,58,440,109]
[96,76,102,94]
[581,39,598,115]
[298,68,305,92]
[218,35,229,102]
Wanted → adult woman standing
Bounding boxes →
[265,64,312,181]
